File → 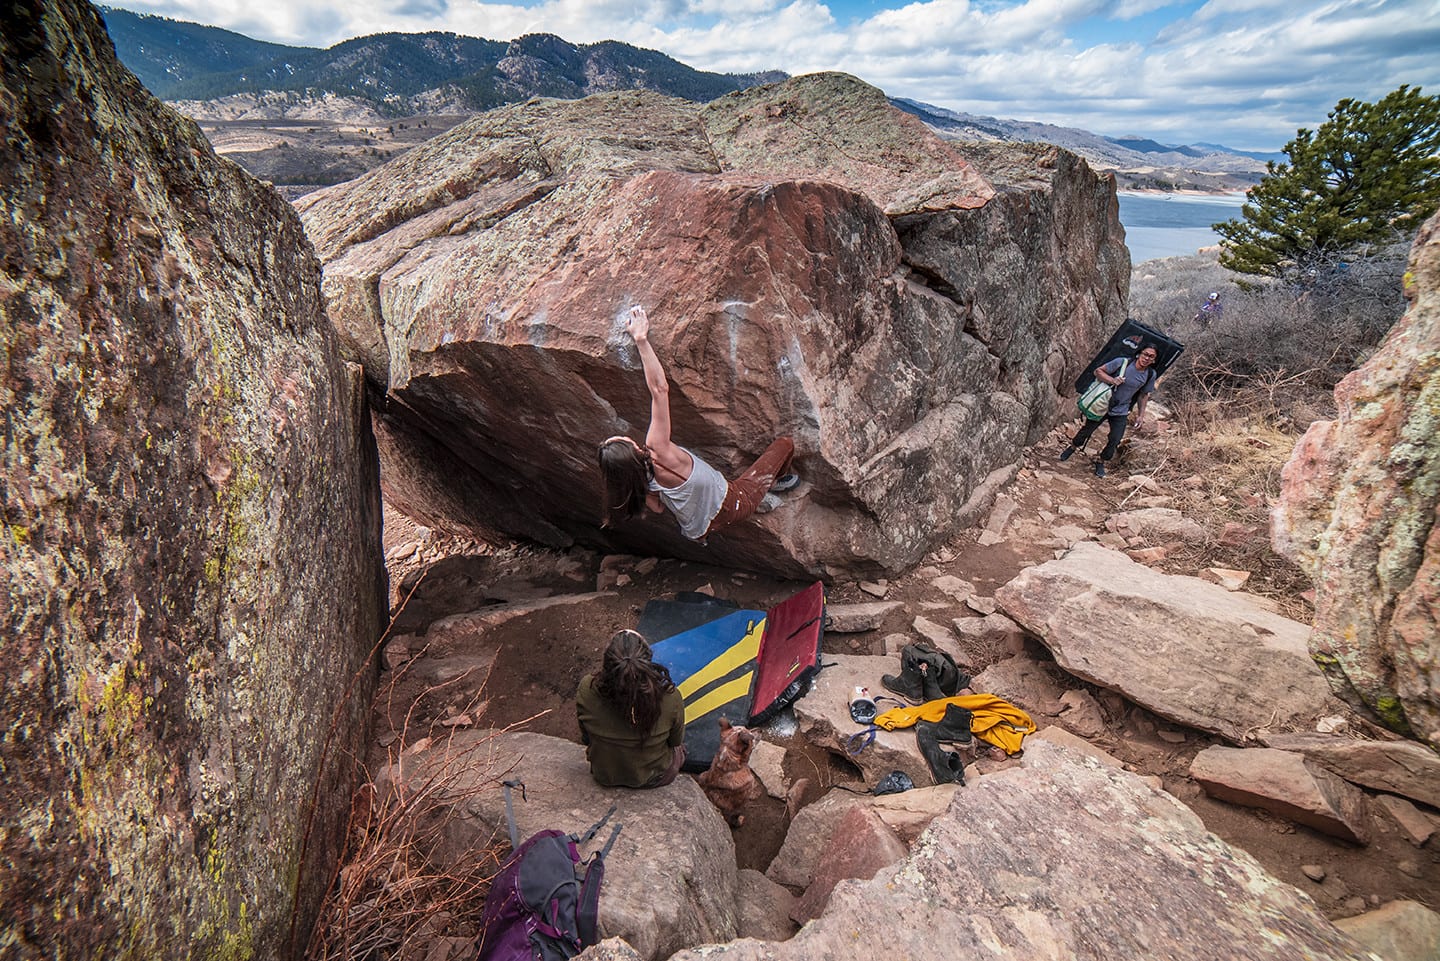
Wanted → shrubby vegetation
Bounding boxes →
[1130,242,1409,422]
[1215,85,1440,282]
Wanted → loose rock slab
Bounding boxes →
[791,653,931,786]
[667,741,1373,961]
[994,542,1343,743]
[1334,900,1440,961]
[767,785,957,889]
[1190,746,1370,844]
[1261,732,1440,809]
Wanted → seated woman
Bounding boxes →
[598,304,797,541]
[576,629,687,788]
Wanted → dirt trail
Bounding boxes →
[376,417,1437,919]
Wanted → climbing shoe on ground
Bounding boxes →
[771,473,801,492]
[931,704,974,745]
[1058,446,1075,462]
[1093,461,1106,478]
[916,723,966,786]
[754,493,783,513]
[881,647,926,704]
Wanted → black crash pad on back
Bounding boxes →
[1074,318,1184,393]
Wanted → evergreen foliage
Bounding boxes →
[1215,86,1440,278]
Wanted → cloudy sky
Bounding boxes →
[106,0,1438,150]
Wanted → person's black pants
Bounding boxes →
[1071,412,1129,461]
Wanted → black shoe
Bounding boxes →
[770,473,800,493]
[916,723,966,785]
[931,704,974,745]
[881,647,926,704]
[912,645,964,699]
[1059,446,1075,462]
[1093,461,1106,478]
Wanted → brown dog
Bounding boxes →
[696,717,763,827]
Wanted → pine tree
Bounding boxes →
[1215,85,1440,278]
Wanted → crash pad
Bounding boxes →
[642,583,825,770]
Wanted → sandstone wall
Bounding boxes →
[1,1,386,956]
[1273,211,1440,750]
[300,73,1129,578]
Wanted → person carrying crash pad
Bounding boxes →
[1059,340,1160,478]
[598,305,799,541]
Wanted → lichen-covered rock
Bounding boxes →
[1273,212,1440,749]
[298,73,1128,578]
[0,1,386,956]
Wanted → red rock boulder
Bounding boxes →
[1273,213,1440,750]
[1,1,386,955]
[299,73,1129,577]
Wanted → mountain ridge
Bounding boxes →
[100,7,1267,193]
[99,6,785,112]
[889,97,1274,185]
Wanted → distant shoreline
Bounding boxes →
[1118,187,1250,199]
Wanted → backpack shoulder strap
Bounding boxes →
[502,779,526,850]
[575,803,619,846]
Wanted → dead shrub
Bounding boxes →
[302,577,516,961]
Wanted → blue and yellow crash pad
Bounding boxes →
[642,583,824,771]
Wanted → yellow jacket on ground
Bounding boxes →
[874,694,1037,755]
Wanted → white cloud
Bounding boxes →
[108,0,1437,149]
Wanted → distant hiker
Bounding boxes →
[576,629,686,789]
[598,305,798,540]
[1059,342,1160,478]
[1193,291,1222,325]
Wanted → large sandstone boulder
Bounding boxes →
[994,542,1344,743]
[1,2,386,956]
[298,73,1129,578]
[659,741,1374,961]
[1273,213,1440,750]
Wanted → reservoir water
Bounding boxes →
[1117,191,1250,264]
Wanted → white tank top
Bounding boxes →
[648,448,727,540]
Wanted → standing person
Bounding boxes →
[1193,291,1222,325]
[598,305,798,541]
[1059,342,1160,477]
[576,630,687,789]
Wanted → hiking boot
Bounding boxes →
[1058,446,1075,462]
[1093,461,1106,478]
[881,647,926,704]
[754,493,783,514]
[913,645,964,700]
[915,723,966,786]
[931,704,974,745]
[770,473,800,493]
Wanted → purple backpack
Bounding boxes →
[478,781,621,961]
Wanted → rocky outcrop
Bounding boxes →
[658,741,1374,961]
[298,72,1129,578]
[791,654,932,785]
[1273,212,1440,749]
[1,1,386,957]
[994,542,1344,742]
[390,730,740,961]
